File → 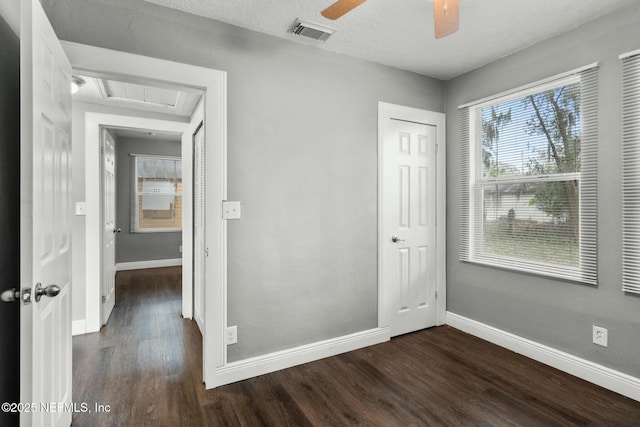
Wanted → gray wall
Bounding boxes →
[43,0,445,361]
[115,135,182,263]
[446,3,640,377]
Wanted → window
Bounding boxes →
[460,66,599,284]
[131,155,182,232]
[622,50,640,294]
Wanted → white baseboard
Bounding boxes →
[212,327,390,388]
[72,320,86,336]
[115,258,182,271]
[446,311,640,402]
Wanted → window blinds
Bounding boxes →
[622,51,640,294]
[130,154,182,233]
[459,65,599,284]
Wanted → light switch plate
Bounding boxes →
[75,202,87,216]
[222,201,241,220]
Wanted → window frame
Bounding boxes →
[460,66,599,284]
[131,154,183,233]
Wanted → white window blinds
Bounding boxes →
[130,155,183,233]
[622,51,640,294]
[460,65,599,284]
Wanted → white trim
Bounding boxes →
[446,312,640,402]
[212,327,390,387]
[83,112,189,333]
[458,62,598,109]
[62,41,227,388]
[115,258,182,271]
[71,320,86,336]
[377,102,447,331]
[620,49,640,60]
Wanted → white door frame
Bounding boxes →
[377,102,447,329]
[85,114,189,329]
[62,41,227,387]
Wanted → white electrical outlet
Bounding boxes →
[593,325,608,347]
[226,325,238,345]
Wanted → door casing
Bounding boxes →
[377,102,447,330]
[62,41,228,388]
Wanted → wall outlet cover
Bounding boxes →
[593,325,608,347]
[226,325,238,345]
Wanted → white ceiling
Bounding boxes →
[73,75,202,118]
[145,0,637,80]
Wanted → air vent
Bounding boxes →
[291,19,336,42]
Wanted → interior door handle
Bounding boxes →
[1,288,20,303]
[2,287,32,305]
[34,283,60,302]
[391,235,405,243]
[113,227,122,233]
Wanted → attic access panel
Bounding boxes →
[101,79,180,108]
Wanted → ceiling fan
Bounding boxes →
[321,0,459,39]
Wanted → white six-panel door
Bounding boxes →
[382,118,438,337]
[102,130,116,325]
[21,0,73,426]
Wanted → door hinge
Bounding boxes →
[435,290,438,300]
[102,295,106,303]
[435,143,439,154]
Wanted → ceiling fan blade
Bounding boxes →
[321,0,368,20]
[434,0,459,39]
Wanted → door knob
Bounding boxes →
[34,283,60,302]
[391,235,405,243]
[1,288,32,305]
[1,288,20,303]
[113,227,122,233]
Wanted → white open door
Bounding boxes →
[20,1,73,426]
[101,129,116,325]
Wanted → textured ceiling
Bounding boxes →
[144,0,637,80]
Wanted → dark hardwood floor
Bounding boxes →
[72,267,640,426]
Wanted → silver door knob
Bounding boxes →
[391,235,405,243]
[2,287,32,305]
[113,227,122,233]
[1,288,20,303]
[34,283,60,302]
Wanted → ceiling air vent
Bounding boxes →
[291,19,336,42]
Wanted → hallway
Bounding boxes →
[72,267,204,426]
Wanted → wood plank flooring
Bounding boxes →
[72,267,640,426]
